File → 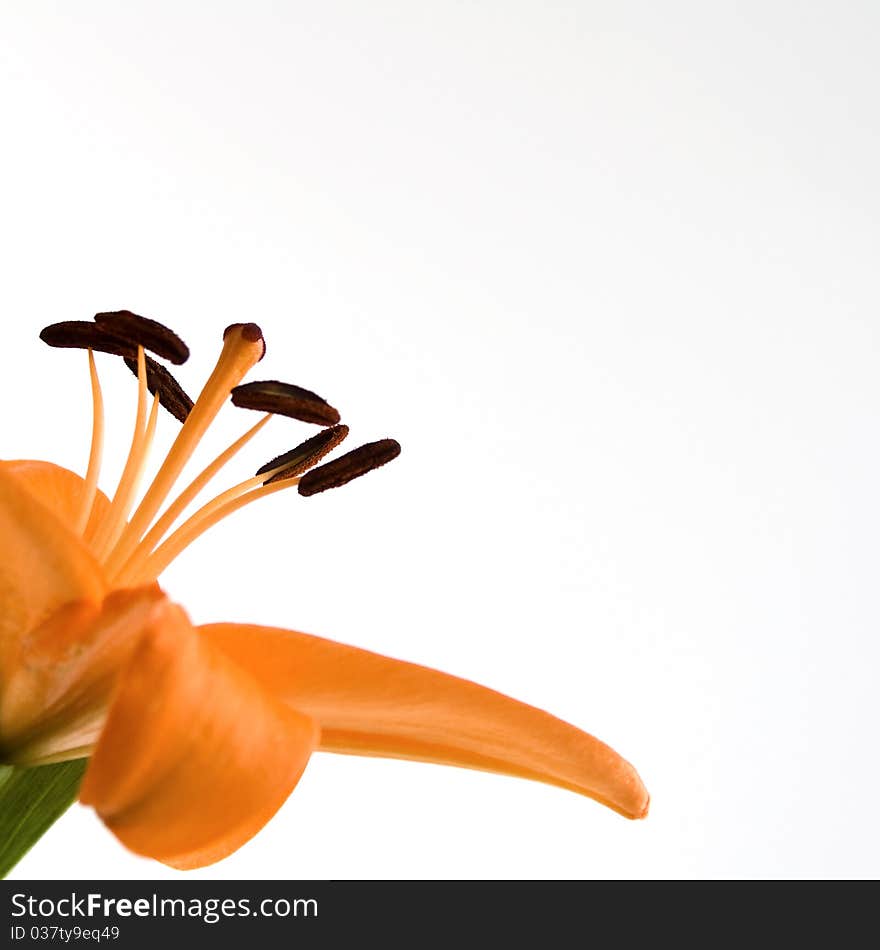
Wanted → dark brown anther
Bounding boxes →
[124,355,194,424]
[231,380,341,426]
[257,425,350,485]
[298,439,401,496]
[94,311,190,364]
[40,321,137,357]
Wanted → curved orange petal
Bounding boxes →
[80,606,319,870]
[0,584,169,765]
[201,624,649,820]
[0,466,105,688]
[0,459,111,537]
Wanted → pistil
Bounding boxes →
[103,324,265,578]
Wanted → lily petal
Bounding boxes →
[202,624,650,820]
[80,606,319,870]
[0,585,169,765]
[0,460,111,537]
[0,467,105,688]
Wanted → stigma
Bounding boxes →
[40,312,401,587]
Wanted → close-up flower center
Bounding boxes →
[39,312,400,589]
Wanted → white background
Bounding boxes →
[2,1,878,879]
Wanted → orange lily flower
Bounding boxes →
[0,313,648,870]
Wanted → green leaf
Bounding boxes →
[0,758,87,878]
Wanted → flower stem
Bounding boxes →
[0,758,87,878]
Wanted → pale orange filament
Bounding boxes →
[118,414,272,574]
[119,474,299,586]
[96,389,160,560]
[90,347,154,559]
[75,349,104,536]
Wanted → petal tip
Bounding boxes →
[615,772,650,820]
[630,791,650,820]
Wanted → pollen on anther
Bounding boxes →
[257,425,350,484]
[231,380,341,426]
[95,311,190,364]
[124,355,194,423]
[40,321,137,357]
[298,439,401,496]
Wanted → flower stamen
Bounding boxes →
[123,355,194,423]
[74,349,105,536]
[44,317,400,585]
[103,324,266,578]
[257,424,349,485]
[232,380,340,426]
[112,413,274,582]
[298,439,401,496]
[95,311,190,364]
[112,426,346,585]
[117,470,298,586]
[91,347,162,559]
[40,321,136,358]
